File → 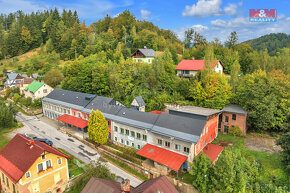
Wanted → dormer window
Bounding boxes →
[57,158,62,164]
[41,154,46,160]
[25,171,31,178]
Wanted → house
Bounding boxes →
[131,96,145,112]
[0,134,71,193]
[176,59,224,77]
[221,104,248,135]
[18,78,34,94]
[81,176,179,193]
[42,89,224,174]
[24,81,53,101]
[131,48,155,63]
[4,73,24,88]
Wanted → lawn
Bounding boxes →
[213,133,288,185]
[0,123,23,150]
[57,148,85,177]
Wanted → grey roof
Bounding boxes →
[7,73,22,80]
[116,108,159,125]
[134,49,155,57]
[132,96,146,106]
[222,104,247,115]
[32,74,40,78]
[169,106,221,117]
[44,89,96,108]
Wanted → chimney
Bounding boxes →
[121,179,130,193]
[26,140,35,149]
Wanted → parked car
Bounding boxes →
[35,138,53,146]
[21,133,37,139]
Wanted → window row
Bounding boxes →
[114,126,147,141]
[157,139,190,153]
[225,114,236,122]
[1,172,18,193]
[114,137,142,149]
[45,104,70,114]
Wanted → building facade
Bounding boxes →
[131,49,155,63]
[24,81,53,101]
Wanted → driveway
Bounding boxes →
[14,112,143,187]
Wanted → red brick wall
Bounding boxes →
[221,112,247,135]
[195,116,218,155]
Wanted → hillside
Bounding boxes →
[243,33,290,55]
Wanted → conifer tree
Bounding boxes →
[87,109,108,145]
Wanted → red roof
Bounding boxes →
[149,110,168,115]
[0,134,71,184]
[176,59,222,71]
[203,143,224,163]
[136,144,187,171]
[57,114,88,129]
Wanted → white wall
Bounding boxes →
[213,61,223,74]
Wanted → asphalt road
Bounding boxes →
[15,112,143,187]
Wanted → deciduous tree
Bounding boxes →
[88,109,109,145]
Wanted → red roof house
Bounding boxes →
[0,134,71,186]
[203,143,224,164]
[176,59,224,77]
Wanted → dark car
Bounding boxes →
[21,133,37,139]
[35,138,53,146]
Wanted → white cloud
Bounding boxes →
[182,0,222,17]
[140,9,151,20]
[0,0,50,14]
[192,24,209,32]
[182,0,243,17]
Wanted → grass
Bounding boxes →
[101,153,149,181]
[214,133,288,185]
[57,148,85,177]
[0,127,16,150]
[180,172,193,185]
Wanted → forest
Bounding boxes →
[0,10,289,190]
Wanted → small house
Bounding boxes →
[18,78,34,94]
[131,96,145,112]
[221,104,248,135]
[24,81,53,101]
[4,73,24,88]
[131,48,155,63]
[176,59,224,77]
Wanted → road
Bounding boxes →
[15,112,143,187]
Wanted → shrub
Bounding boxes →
[228,125,243,136]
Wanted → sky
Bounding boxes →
[0,0,290,43]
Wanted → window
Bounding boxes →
[6,177,9,188]
[121,139,124,144]
[25,171,31,178]
[114,137,117,142]
[224,126,229,133]
[43,89,47,93]
[41,154,46,160]
[107,121,111,126]
[148,59,151,63]
[73,112,76,116]
[184,147,190,153]
[232,114,236,121]
[120,128,124,134]
[206,127,208,133]
[182,70,189,74]
[38,91,40,94]
[64,109,66,114]
[126,141,129,146]
[136,133,141,139]
[142,134,147,141]
[132,143,134,147]
[125,129,129,135]
[57,158,62,165]
[78,113,81,118]
[210,136,212,141]
[137,145,141,149]
[157,139,162,145]
[131,131,135,137]
[2,173,4,183]
[165,141,170,148]
[37,163,43,172]
[114,126,118,132]
[68,110,70,114]
[225,116,229,122]
[13,184,16,193]
[175,144,180,151]
[204,140,207,147]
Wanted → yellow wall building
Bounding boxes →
[0,134,71,193]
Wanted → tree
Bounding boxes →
[87,109,109,145]
[69,162,116,192]
[184,28,194,48]
[277,132,290,174]
[190,153,213,193]
[46,38,54,53]
[225,31,238,49]
[44,69,63,87]
[230,58,240,92]
[12,94,21,104]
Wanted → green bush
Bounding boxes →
[228,125,243,136]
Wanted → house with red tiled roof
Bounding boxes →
[176,59,224,77]
[0,134,71,193]
[81,176,179,193]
